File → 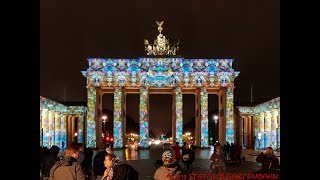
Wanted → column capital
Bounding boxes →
[259,112,265,117]
[271,109,279,117]
[264,111,271,117]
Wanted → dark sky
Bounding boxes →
[41,0,279,120]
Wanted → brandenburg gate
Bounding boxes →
[82,22,239,148]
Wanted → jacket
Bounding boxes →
[256,152,280,172]
[50,155,86,180]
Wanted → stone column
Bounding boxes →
[264,111,271,148]
[95,88,103,148]
[172,90,176,144]
[241,116,245,147]
[86,86,97,148]
[200,87,208,147]
[40,109,43,146]
[122,87,126,148]
[259,112,265,149]
[277,112,280,150]
[174,87,183,146]
[71,116,76,143]
[226,88,235,144]
[42,109,49,147]
[113,86,123,148]
[48,110,54,147]
[60,115,67,150]
[66,115,71,146]
[218,87,227,145]
[139,86,149,148]
[78,114,84,143]
[194,88,201,147]
[247,116,252,148]
[271,110,278,149]
[253,114,259,149]
[54,112,60,146]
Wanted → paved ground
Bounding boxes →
[86,145,280,180]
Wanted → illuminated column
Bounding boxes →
[271,110,278,149]
[253,114,259,149]
[54,112,60,146]
[139,86,149,148]
[40,109,42,146]
[264,111,271,147]
[95,88,103,148]
[122,87,126,148]
[200,87,209,147]
[277,112,280,150]
[248,116,253,148]
[195,88,201,146]
[113,87,123,148]
[226,88,235,144]
[259,112,265,149]
[42,109,49,147]
[218,88,226,145]
[78,114,84,143]
[175,87,183,146]
[172,90,176,144]
[71,116,76,143]
[48,111,55,147]
[241,116,245,147]
[86,86,96,148]
[60,115,67,150]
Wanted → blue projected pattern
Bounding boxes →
[82,58,239,88]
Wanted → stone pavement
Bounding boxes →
[86,146,280,180]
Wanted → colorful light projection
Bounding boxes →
[40,110,42,145]
[226,88,234,143]
[78,115,84,143]
[200,87,209,147]
[271,110,278,149]
[237,97,280,150]
[42,109,49,147]
[48,111,54,147]
[54,112,60,146]
[82,58,239,88]
[277,113,280,149]
[40,96,86,148]
[82,58,240,148]
[264,111,271,147]
[139,87,149,148]
[259,112,265,149]
[113,87,123,148]
[253,114,260,149]
[60,115,67,150]
[86,87,96,148]
[175,87,183,145]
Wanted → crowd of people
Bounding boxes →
[40,143,138,180]
[40,141,280,180]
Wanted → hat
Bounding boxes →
[162,150,173,161]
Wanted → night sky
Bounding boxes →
[41,1,279,130]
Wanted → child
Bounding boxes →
[210,145,226,174]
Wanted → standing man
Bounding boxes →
[50,144,87,180]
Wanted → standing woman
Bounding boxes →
[102,154,139,180]
[102,154,119,180]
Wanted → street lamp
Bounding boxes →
[74,132,78,143]
[102,115,108,134]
